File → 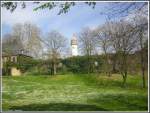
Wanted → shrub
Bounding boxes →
[61,55,103,74]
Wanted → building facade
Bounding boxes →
[2,50,32,76]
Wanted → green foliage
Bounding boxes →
[57,65,68,75]
[57,2,75,15]
[2,55,40,75]
[62,55,103,74]
[1,2,26,12]
[17,56,39,72]
[7,55,103,75]
[25,60,53,75]
[25,65,50,75]
[33,2,56,11]
[2,2,96,15]
[1,2,17,12]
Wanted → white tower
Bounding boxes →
[71,34,78,56]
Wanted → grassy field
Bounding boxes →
[2,74,148,111]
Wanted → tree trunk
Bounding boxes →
[51,64,54,75]
[51,62,55,75]
[54,63,57,75]
[142,66,146,88]
[112,54,117,73]
[140,31,146,88]
[140,49,146,88]
[122,72,127,87]
[104,51,111,77]
[121,52,128,87]
[87,54,90,74]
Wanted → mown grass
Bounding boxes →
[2,74,148,111]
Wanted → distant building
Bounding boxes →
[71,34,78,56]
[2,49,32,76]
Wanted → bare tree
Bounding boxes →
[132,13,148,88]
[79,27,96,74]
[107,21,122,73]
[11,23,42,58]
[45,30,67,75]
[23,23,42,57]
[102,2,148,19]
[2,32,24,54]
[94,23,112,76]
[108,20,138,86]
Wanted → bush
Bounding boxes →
[2,56,41,75]
[61,55,103,74]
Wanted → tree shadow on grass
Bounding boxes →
[87,93,148,111]
[10,103,108,111]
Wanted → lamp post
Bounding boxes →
[94,61,98,75]
[94,61,98,67]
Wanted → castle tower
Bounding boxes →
[71,34,78,56]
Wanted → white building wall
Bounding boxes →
[71,45,78,56]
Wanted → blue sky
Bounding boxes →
[2,2,109,39]
[2,2,147,39]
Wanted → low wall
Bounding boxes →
[11,67,21,76]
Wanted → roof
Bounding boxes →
[71,34,77,45]
[2,52,9,56]
[2,51,32,58]
[71,34,77,41]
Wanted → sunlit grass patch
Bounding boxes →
[2,74,148,111]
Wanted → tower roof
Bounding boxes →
[71,34,77,45]
[72,34,77,40]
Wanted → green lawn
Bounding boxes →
[2,74,148,111]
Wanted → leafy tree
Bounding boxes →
[1,2,96,15]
